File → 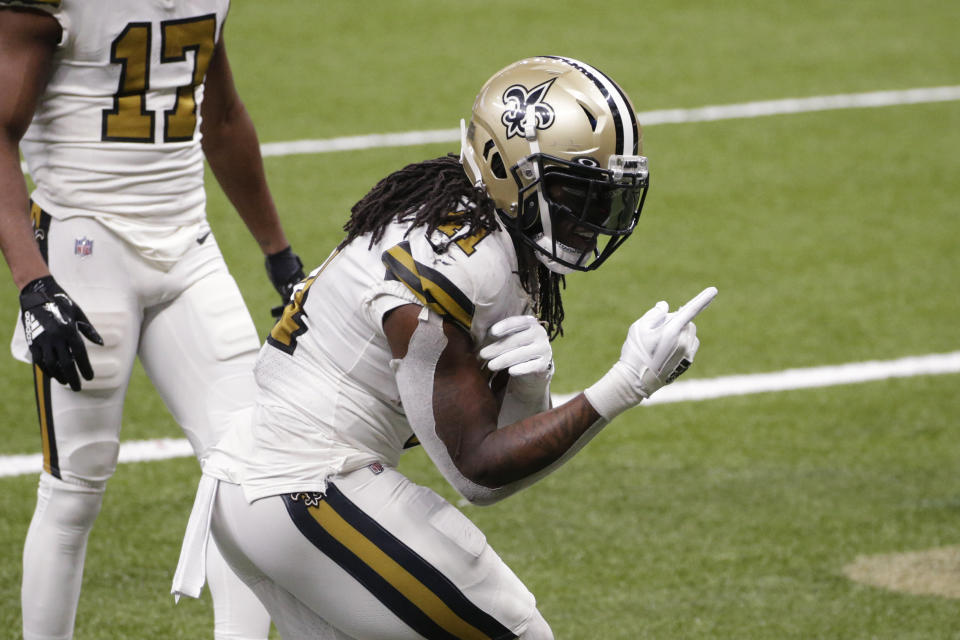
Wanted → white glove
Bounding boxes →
[479,315,554,402]
[585,287,717,419]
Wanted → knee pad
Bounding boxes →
[36,472,106,532]
[32,308,131,484]
[43,382,123,484]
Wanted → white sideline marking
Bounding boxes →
[2,351,958,479]
[259,86,960,157]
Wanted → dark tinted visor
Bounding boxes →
[543,172,643,233]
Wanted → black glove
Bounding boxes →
[265,246,305,318]
[20,276,103,391]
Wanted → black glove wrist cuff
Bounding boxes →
[265,246,304,291]
[20,275,59,308]
[266,245,295,265]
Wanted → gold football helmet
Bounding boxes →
[461,56,649,273]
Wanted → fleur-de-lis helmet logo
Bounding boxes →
[501,78,557,139]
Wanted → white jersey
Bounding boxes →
[9,0,230,266]
[208,216,534,502]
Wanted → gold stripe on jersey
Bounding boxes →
[382,241,475,333]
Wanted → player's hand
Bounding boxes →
[479,315,554,401]
[19,276,103,392]
[585,287,717,419]
[265,246,305,318]
[621,286,717,395]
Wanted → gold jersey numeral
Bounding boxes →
[435,220,489,256]
[267,274,317,354]
[102,22,154,142]
[267,251,340,354]
[101,15,217,143]
[162,16,217,141]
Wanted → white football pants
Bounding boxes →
[17,214,270,640]
[210,465,554,639]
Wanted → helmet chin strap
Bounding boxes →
[521,111,560,261]
[523,111,588,275]
[532,235,584,274]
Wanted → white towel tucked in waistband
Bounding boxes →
[171,474,218,602]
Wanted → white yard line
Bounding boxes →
[635,85,960,126]
[3,351,959,478]
[259,85,960,157]
[21,85,960,170]
[1,437,194,479]
[554,351,960,406]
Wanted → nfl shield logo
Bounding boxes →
[74,237,93,258]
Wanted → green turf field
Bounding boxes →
[2,1,959,637]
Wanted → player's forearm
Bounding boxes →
[0,142,48,289]
[0,213,49,289]
[0,10,58,289]
[455,393,603,488]
[202,104,289,255]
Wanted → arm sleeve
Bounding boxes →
[496,376,552,428]
[393,306,608,506]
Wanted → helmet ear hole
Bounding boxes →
[490,152,507,180]
[580,104,598,132]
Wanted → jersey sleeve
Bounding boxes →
[381,239,478,335]
[380,224,525,346]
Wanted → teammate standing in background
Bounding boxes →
[0,1,304,638]
[173,56,716,639]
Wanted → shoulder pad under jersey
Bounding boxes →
[381,222,516,337]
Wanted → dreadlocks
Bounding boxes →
[341,154,565,338]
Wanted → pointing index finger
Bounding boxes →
[670,286,718,327]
